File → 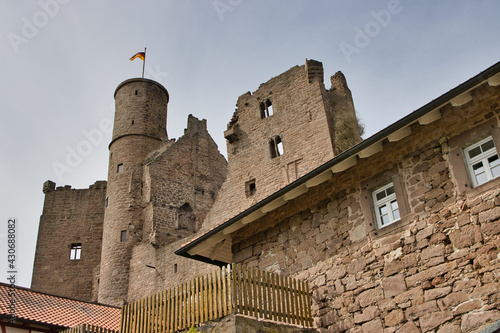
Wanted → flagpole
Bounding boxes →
[142,47,146,78]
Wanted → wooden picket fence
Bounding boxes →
[120,264,312,333]
[61,324,119,333]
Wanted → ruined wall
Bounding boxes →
[31,180,106,302]
[142,115,228,246]
[201,60,361,233]
[231,82,500,332]
[125,115,228,302]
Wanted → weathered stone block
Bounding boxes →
[419,311,453,332]
[383,274,407,298]
[358,287,383,308]
[384,309,404,327]
[354,305,378,324]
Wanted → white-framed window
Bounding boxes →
[464,136,500,187]
[372,183,400,229]
[70,243,81,260]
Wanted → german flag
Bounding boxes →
[129,52,145,61]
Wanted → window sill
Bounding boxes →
[466,176,500,199]
[370,215,411,238]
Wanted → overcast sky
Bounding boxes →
[1,0,499,288]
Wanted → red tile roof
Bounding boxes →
[0,283,120,330]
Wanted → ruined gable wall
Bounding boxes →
[231,82,500,332]
[142,115,228,246]
[201,62,345,233]
[31,180,106,302]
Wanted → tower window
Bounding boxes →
[105,196,109,207]
[269,136,283,158]
[120,230,127,242]
[260,99,274,118]
[70,243,81,260]
[117,163,124,173]
[464,136,500,187]
[245,179,256,197]
[174,264,178,273]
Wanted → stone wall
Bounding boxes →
[201,60,361,232]
[31,180,106,302]
[126,115,227,302]
[180,315,318,333]
[142,115,227,246]
[230,81,500,332]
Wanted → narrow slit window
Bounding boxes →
[260,99,274,118]
[260,102,266,119]
[120,230,127,242]
[245,179,256,197]
[372,183,400,229]
[174,264,178,273]
[464,136,500,187]
[266,99,273,116]
[269,136,283,158]
[70,243,81,260]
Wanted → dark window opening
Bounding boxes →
[174,264,178,273]
[117,163,123,173]
[131,120,135,125]
[245,179,256,197]
[120,230,127,242]
[260,99,274,118]
[135,90,138,95]
[70,243,81,260]
[269,136,283,158]
[105,197,109,207]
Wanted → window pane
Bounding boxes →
[379,205,389,225]
[468,146,482,159]
[489,154,500,178]
[376,191,386,201]
[473,161,487,185]
[386,186,395,196]
[276,141,283,156]
[481,139,495,153]
[472,161,484,172]
[391,200,400,220]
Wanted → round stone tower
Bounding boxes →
[98,78,169,306]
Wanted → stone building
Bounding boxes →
[32,59,361,307]
[177,61,500,332]
[32,59,500,331]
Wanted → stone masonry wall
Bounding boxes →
[142,115,228,246]
[231,82,500,332]
[31,180,106,302]
[201,60,360,233]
